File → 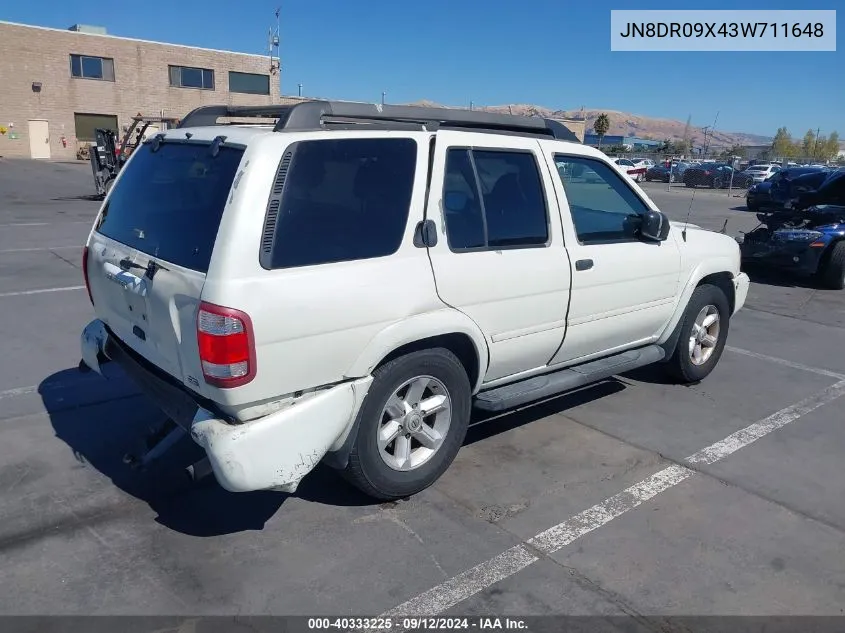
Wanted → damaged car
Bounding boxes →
[737,170,845,289]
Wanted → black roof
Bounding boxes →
[177,100,580,142]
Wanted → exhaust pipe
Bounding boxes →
[186,457,213,484]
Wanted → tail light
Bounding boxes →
[705,170,712,176]
[82,245,94,305]
[197,302,256,388]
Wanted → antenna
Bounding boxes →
[268,7,281,78]
[681,111,720,241]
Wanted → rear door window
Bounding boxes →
[95,142,244,272]
[266,138,417,269]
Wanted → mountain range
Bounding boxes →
[409,101,773,148]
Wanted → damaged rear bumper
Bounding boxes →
[81,319,373,493]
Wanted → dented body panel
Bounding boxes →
[190,375,372,492]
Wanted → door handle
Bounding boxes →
[575,259,593,271]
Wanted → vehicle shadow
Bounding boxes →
[40,367,372,537]
[42,369,632,534]
[741,263,821,289]
[465,380,626,445]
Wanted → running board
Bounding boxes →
[473,345,666,413]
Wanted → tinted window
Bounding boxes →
[442,149,548,250]
[69,55,114,81]
[96,142,244,272]
[269,138,417,269]
[169,65,214,90]
[229,71,271,95]
[442,150,485,249]
[554,155,650,243]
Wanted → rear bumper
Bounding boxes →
[81,319,373,492]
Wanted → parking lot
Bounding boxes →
[1,159,845,618]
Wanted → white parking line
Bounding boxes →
[0,246,80,254]
[382,379,845,618]
[726,346,845,380]
[0,285,85,298]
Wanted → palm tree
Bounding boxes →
[593,113,610,148]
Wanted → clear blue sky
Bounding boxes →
[6,0,843,138]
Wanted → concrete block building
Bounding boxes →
[0,21,281,160]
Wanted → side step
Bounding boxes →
[474,345,665,413]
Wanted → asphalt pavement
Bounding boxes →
[1,159,844,621]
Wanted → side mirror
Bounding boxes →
[639,209,671,242]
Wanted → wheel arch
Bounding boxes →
[326,311,488,471]
[816,236,845,274]
[658,263,738,358]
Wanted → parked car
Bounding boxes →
[632,158,655,169]
[684,164,754,189]
[739,170,845,289]
[613,157,648,182]
[742,164,781,184]
[644,161,696,183]
[79,101,749,500]
[746,167,829,211]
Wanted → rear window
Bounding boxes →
[265,137,417,269]
[95,142,244,272]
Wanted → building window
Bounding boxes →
[169,65,214,90]
[74,113,119,142]
[228,71,270,95]
[69,55,115,81]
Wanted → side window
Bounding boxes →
[268,138,417,269]
[442,148,549,251]
[553,155,650,244]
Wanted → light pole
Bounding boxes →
[381,91,386,106]
[297,83,302,97]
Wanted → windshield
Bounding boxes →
[95,141,244,273]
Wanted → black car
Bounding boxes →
[683,164,753,189]
[746,167,829,211]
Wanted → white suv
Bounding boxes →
[80,101,749,500]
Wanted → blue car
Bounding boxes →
[738,170,845,289]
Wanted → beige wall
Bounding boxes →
[0,22,281,160]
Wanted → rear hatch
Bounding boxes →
[85,138,245,394]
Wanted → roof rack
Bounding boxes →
[177,100,580,142]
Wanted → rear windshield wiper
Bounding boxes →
[119,257,169,280]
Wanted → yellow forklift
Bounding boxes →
[89,114,180,198]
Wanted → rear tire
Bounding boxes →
[665,284,731,384]
[820,242,845,290]
[342,348,471,500]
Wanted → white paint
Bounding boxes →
[380,378,845,617]
[726,346,845,380]
[0,222,48,227]
[382,545,539,617]
[527,464,693,554]
[0,385,38,400]
[0,246,79,254]
[687,379,845,466]
[0,285,85,298]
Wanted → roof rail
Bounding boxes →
[178,101,580,142]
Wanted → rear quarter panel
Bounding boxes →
[200,132,445,409]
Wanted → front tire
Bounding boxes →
[820,242,845,290]
[665,284,731,383]
[342,348,471,500]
